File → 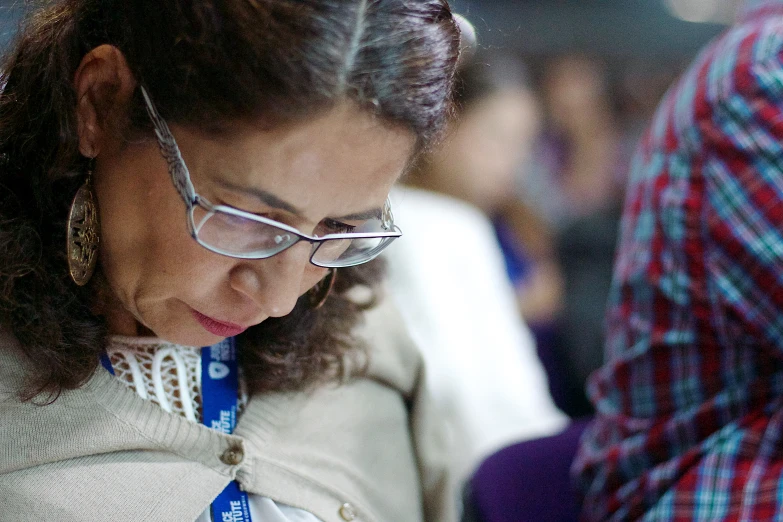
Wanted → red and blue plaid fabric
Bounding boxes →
[573,2,783,520]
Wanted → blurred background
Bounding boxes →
[383,0,743,423]
[450,0,741,58]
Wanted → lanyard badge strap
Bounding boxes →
[201,337,252,522]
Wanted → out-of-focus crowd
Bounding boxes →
[383,38,684,492]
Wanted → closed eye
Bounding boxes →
[320,218,357,235]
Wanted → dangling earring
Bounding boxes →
[67,159,101,286]
[308,268,337,309]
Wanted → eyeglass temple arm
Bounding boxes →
[139,86,199,206]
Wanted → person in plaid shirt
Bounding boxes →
[573,1,783,520]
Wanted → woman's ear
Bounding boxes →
[73,45,137,158]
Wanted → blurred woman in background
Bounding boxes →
[522,55,628,417]
[385,49,567,494]
[413,51,566,329]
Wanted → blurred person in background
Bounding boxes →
[384,49,568,498]
[574,0,783,519]
[615,58,684,144]
[521,54,629,417]
[526,55,624,226]
[412,52,541,215]
[416,51,566,333]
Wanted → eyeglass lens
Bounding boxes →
[192,205,391,266]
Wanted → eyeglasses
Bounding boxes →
[139,86,402,268]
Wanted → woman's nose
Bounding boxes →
[228,243,313,318]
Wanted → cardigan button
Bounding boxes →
[220,446,244,466]
[339,502,357,521]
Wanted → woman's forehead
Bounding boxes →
[171,103,414,215]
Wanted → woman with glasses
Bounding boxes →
[0,1,460,521]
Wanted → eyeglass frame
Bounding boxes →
[138,85,402,268]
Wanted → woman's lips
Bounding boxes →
[191,309,247,338]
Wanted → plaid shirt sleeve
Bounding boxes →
[574,5,783,521]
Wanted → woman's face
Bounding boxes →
[93,103,414,346]
[430,88,541,212]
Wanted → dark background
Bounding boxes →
[449,0,735,59]
[0,0,736,58]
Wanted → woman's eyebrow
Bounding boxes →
[336,208,383,221]
[215,179,303,216]
[215,178,382,221]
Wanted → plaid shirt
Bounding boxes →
[574,2,783,520]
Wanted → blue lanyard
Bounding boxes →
[201,338,252,522]
[101,338,252,522]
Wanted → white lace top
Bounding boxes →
[106,336,323,522]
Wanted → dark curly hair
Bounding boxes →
[0,0,460,401]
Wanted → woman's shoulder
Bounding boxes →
[355,290,424,396]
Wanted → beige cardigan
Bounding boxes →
[0,297,455,522]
